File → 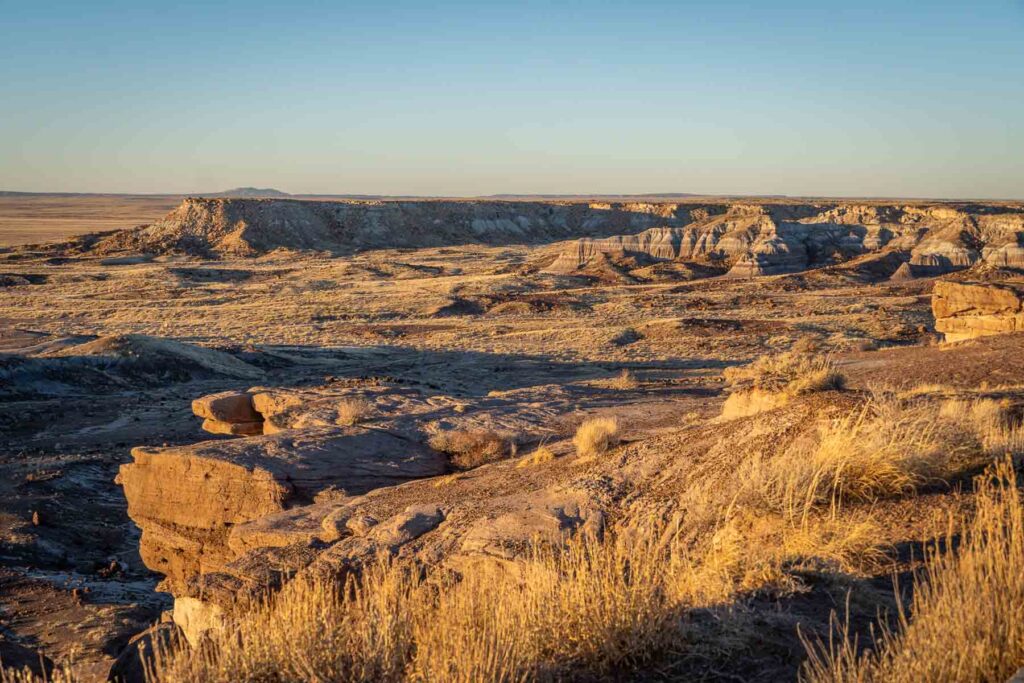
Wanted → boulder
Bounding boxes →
[117,426,447,590]
[200,418,264,436]
[107,621,182,683]
[192,391,261,423]
[932,280,1024,342]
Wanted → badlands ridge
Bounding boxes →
[2,196,1024,681]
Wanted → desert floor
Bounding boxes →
[0,195,182,247]
[2,200,1021,681]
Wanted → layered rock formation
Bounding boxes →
[546,203,1024,279]
[115,334,1024,652]
[117,379,612,644]
[117,380,580,614]
[117,424,447,592]
[76,198,1024,280]
[92,198,699,256]
[932,280,1024,342]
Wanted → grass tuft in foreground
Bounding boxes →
[573,417,620,459]
[724,349,846,397]
[803,458,1024,683]
[145,504,878,683]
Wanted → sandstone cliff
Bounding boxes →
[84,199,1024,282]
[547,203,1024,279]
[932,280,1024,342]
[92,198,698,256]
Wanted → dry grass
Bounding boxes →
[721,350,845,419]
[336,398,373,426]
[745,398,949,515]
[428,429,515,470]
[791,335,824,354]
[728,394,1024,520]
[573,417,620,459]
[0,665,76,683]
[146,502,883,683]
[516,444,555,468]
[896,382,954,398]
[803,458,1024,682]
[938,397,1024,454]
[607,369,639,390]
[724,350,846,397]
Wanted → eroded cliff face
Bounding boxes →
[932,280,1024,342]
[92,199,703,256]
[547,203,1024,279]
[89,198,1024,280]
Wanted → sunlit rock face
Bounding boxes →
[547,202,1024,279]
[84,197,1024,282]
[933,280,1024,342]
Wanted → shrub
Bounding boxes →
[739,394,1024,519]
[791,335,824,354]
[0,664,76,683]
[750,398,948,515]
[516,444,555,468]
[428,429,515,470]
[607,369,639,390]
[336,398,372,426]
[724,350,845,397]
[573,417,620,459]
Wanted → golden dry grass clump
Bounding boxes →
[335,397,373,426]
[721,349,846,419]
[573,416,620,458]
[736,394,1023,518]
[143,504,881,683]
[607,369,639,390]
[804,459,1024,682]
[428,428,516,470]
[516,444,555,468]
[724,349,846,396]
[0,664,75,683]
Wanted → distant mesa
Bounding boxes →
[45,195,1024,283]
[207,187,292,198]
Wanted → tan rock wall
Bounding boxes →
[932,280,1024,342]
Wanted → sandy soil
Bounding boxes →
[0,195,182,246]
[27,188,1024,683]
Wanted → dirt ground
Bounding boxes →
[0,223,953,678]
[0,195,183,247]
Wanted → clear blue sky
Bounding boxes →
[2,1,1022,198]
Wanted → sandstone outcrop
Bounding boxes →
[78,198,1024,281]
[116,426,447,591]
[92,198,700,257]
[932,280,1024,342]
[191,391,261,423]
[117,379,589,596]
[137,382,861,651]
[193,390,265,435]
[546,203,1024,280]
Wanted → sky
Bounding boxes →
[1,1,1022,198]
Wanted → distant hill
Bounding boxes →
[209,187,292,198]
[478,193,703,200]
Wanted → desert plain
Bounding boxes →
[1,193,1024,681]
